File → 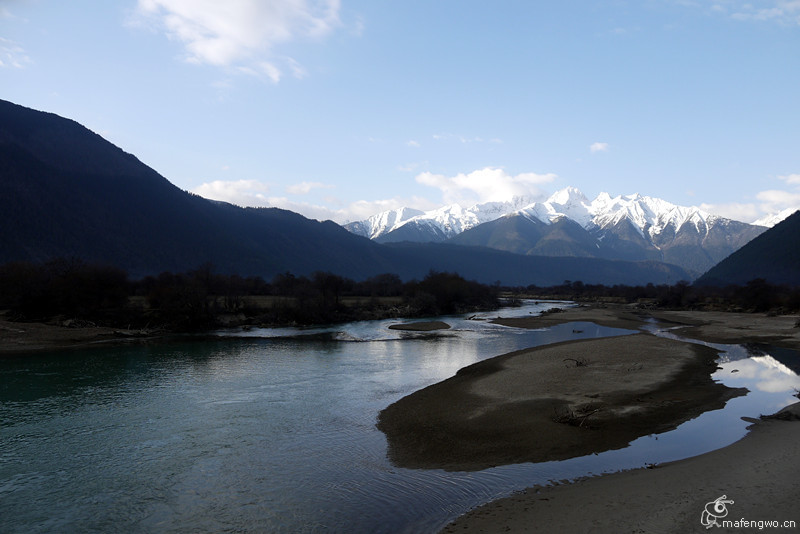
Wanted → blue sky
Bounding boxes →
[2,1,799,224]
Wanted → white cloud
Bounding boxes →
[589,142,609,153]
[406,140,420,148]
[755,189,800,212]
[415,167,557,206]
[285,181,334,194]
[192,179,272,205]
[779,173,800,185]
[343,196,439,223]
[699,201,762,222]
[700,173,800,223]
[134,0,341,81]
[729,0,800,23]
[679,0,800,25]
[0,37,31,68]
[432,133,498,144]
[191,178,437,223]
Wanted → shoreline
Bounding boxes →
[436,305,800,532]
[0,317,171,356]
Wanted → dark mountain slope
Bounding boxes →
[0,99,393,278]
[696,210,800,286]
[449,215,599,257]
[0,99,691,285]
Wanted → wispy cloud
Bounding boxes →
[699,201,762,222]
[285,181,334,195]
[0,37,31,69]
[132,0,341,82]
[729,0,800,24]
[416,167,557,206]
[192,178,436,223]
[676,0,800,25]
[432,133,500,144]
[700,172,800,223]
[779,173,800,185]
[192,179,272,204]
[589,142,609,153]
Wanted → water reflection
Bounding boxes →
[1,303,799,533]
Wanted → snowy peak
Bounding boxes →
[547,186,588,206]
[344,206,424,239]
[516,187,593,226]
[365,195,537,241]
[586,192,715,239]
[753,207,799,228]
[345,187,768,245]
[343,187,770,279]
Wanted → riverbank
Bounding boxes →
[442,403,800,533]
[493,304,800,349]
[0,317,166,355]
[433,305,800,532]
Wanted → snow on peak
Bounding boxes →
[349,206,424,239]
[588,192,714,238]
[346,187,746,241]
[753,207,799,227]
[419,196,537,236]
[515,187,593,226]
[547,186,588,206]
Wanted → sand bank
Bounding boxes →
[0,317,160,355]
[442,404,800,533]
[431,306,800,532]
[378,333,744,471]
[494,305,800,349]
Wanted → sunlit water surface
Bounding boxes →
[1,302,798,533]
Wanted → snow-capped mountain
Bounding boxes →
[345,207,425,240]
[345,196,534,242]
[515,187,724,242]
[753,207,799,228]
[348,187,738,243]
[345,187,769,278]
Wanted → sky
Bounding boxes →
[1,0,799,224]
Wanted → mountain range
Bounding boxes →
[345,188,769,277]
[0,98,694,286]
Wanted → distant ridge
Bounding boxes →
[0,99,690,286]
[696,210,800,286]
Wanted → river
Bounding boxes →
[1,302,798,533]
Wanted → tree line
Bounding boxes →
[0,259,500,330]
[519,279,800,313]
[2,259,798,332]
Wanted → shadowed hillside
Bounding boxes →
[0,99,691,286]
[696,210,800,286]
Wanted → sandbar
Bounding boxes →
[442,403,800,533]
[429,305,800,532]
[0,317,161,355]
[378,333,744,471]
